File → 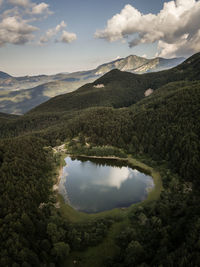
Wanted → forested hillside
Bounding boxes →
[0,137,114,266]
[0,52,200,266]
[53,80,200,181]
[29,52,200,114]
[0,55,184,115]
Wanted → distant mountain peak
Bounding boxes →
[0,71,12,79]
[94,55,185,75]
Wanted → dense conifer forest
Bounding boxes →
[0,53,200,266]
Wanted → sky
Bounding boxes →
[0,0,200,76]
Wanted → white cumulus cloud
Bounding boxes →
[39,20,67,44]
[8,0,53,15]
[60,30,77,44]
[0,16,38,45]
[0,0,53,46]
[39,21,77,45]
[31,2,52,15]
[95,0,200,57]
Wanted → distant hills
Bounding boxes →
[30,53,199,115]
[94,55,185,75]
[0,71,12,79]
[0,78,96,114]
[0,55,185,114]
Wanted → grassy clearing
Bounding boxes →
[58,193,129,223]
[64,220,128,267]
[127,157,162,203]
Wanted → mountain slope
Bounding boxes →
[0,55,184,90]
[133,57,185,73]
[0,55,184,114]
[64,80,200,175]
[94,55,149,75]
[95,55,185,75]
[28,53,199,114]
[0,71,12,79]
[0,112,18,121]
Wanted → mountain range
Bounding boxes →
[0,55,185,114]
[30,54,198,115]
[94,55,185,75]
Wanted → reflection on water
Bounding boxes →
[59,156,154,213]
[94,167,140,189]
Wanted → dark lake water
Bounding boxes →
[59,156,154,213]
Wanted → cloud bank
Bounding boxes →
[95,0,200,57]
[31,2,52,15]
[0,0,52,46]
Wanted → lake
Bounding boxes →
[59,156,154,213]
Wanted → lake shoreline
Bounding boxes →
[59,155,155,213]
[71,154,126,160]
[53,167,63,192]
[70,154,152,176]
[52,146,162,219]
[57,152,162,215]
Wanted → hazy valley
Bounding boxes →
[0,55,184,114]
